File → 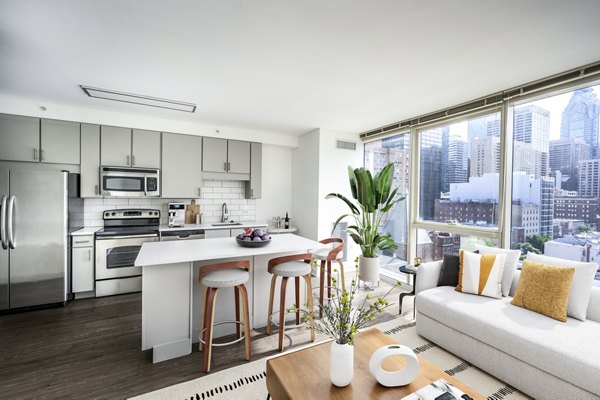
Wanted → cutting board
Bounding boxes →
[185,200,200,224]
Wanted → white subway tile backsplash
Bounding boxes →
[82,180,256,226]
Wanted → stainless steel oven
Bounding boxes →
[95,209,160,297]
[100,166,160,197]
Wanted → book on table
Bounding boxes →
[402,378,473,400]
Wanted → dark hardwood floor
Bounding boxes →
[0,279,408,400]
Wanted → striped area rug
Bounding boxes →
[129,319,529,400]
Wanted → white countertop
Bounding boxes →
[158,222,268,232]
[71,227,101,236]
[135,233,323,266]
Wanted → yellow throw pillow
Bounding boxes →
[456,250,506,299]
[511,260,575,322]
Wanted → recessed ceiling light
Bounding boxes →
[80,85,196,113]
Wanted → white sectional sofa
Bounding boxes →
[415,260,600,399]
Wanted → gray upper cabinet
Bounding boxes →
[245,142,262,199]
[202,137,228,173]
[80,124,101,197]
[202,137,251,176]
[132,129,161,168]
[228,140,251,174]
[101,126,132,167]
[162,133,202,198]
[0,114,40,162]
[40,119,80,164]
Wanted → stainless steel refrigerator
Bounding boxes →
[0,168,81,311]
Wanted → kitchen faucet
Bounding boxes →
[222,202,229,222]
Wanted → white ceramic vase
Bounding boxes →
[330,341,354,387]
[359,255,380,283]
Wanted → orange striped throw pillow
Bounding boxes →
[456,250,506,299]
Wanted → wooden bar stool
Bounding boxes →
[199,260,251,373]
[310,238,345,317]
[266,253,315,351]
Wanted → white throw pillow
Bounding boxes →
[456,250,506,299]
[473,245,520,297]
[526,253,597,321]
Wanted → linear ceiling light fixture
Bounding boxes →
[80,85,196,113]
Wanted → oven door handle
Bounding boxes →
[144,176,147,197]
[96,234,158,240]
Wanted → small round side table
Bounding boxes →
[398,265,418,319]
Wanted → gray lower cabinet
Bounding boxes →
[245,142,262,199]
[101,126,132,167]
[80,124,101,197]
[72,235,95,293]
[228,140,250,174]
[132,129,161,168]
[40,119,80,164]
[0,114,40,162]
[202,137,228,173]
[161,133,202,198]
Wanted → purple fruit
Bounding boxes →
[254,229,264,237]
[236,233,243,239]
[261,235,270,241]
[252,237,262,242]
[243,237,251,241]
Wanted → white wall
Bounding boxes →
[0,93,298,148]
[255,144,292,225]
[291,130,320,240]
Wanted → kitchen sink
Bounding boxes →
[211,222,243,226]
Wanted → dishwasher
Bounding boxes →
[160,229,205,241]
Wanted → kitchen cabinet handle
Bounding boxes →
[95,185,99,195]
[127,155,130,166]
[33,148,38,161]
[132,155,136,166]
[40,149,44,161]
[74,240,90,244]
[250,189,254,198]
[228,162,231,171]
[0,196,7,250]
[224,162,227,172]
[198,188,201,197]
[88,249,91,261]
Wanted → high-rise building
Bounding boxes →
[513,105,550,153]
[381,135,411,194]
[441,132,468,192]
[578,159,600,197]
[513,141,545,178]
[470,136,500,177]
[549,138,590,191]
[538,177,555,236]
[560,88,600,157]
[419,128,443,220]
[467,114,500,142]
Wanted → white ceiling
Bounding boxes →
[1,0,599,136]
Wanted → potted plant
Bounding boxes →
[326,163,403,283]
[305,266,397,387]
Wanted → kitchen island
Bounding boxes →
[135,233,322,363]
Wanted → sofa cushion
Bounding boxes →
[473,244,520,297]
[511,260,574,322]
[456,250,505,299]
[417,286,600,395]
[438,253,460,287]
[527,253,597,321]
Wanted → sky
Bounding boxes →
[448,84,600,141]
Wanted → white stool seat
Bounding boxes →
[202,269,249,288]
[272,261,312,277]
[310,247,343,261]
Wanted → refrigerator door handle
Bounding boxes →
[7,195,15,249]
[0,196,7,250]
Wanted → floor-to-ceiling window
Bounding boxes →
[510,83,600,281]
[364,133,410,280]
[363,66,600,284]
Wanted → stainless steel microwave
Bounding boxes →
[100,166,160,197]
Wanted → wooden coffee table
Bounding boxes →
[266,328,484,400]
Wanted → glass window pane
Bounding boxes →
[418,112,501,228]
[417,229,498,263]
[510,84,600,282]
[364,134,410,279]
